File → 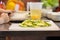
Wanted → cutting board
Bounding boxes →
[9,20,60,31]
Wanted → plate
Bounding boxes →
[9,20,60,31]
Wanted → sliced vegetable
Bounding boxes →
[19,19,51,27]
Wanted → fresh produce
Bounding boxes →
[6,0,16,10]
[18,1,25,11]
[6,0,25,11]
[42,0,58,8]
[6,1,16,10]
[19,19,51,27]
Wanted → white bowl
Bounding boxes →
[10,11,29,21]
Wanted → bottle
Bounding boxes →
[53,0,60,12]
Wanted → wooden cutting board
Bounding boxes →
[9,20,60,31]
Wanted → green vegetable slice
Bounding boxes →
[19,19,51,27]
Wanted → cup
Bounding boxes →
[29,2,43,20]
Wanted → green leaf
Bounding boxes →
[42,0,58,8]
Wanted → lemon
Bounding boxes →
[6,2,16,10]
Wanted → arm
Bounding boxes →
[0,8,14,13]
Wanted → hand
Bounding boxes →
[5,10,15,13]
[4,10,15,17]
[1,13,10,23]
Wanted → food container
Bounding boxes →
[46,12,60,21]
[27,2,43,20]
[51,12,60,21]
[42,9,52,17]
[10,11,29,21]
[47,12,52,19]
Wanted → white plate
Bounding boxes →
[9,20,60,31]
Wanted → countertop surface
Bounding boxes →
[0,17,60,31]
[0,22,11,31]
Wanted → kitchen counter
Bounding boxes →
[0,22,10,31]
[0,18,60,40]
[0,18,60,31]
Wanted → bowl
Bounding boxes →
[10,11,29,21]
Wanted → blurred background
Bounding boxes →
[0,0,58,11]
[0,0,40,10]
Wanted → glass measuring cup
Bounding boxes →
[29,2,43,20]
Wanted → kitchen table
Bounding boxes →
[0,17,60,40]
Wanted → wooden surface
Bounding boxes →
[4,31,60,40]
